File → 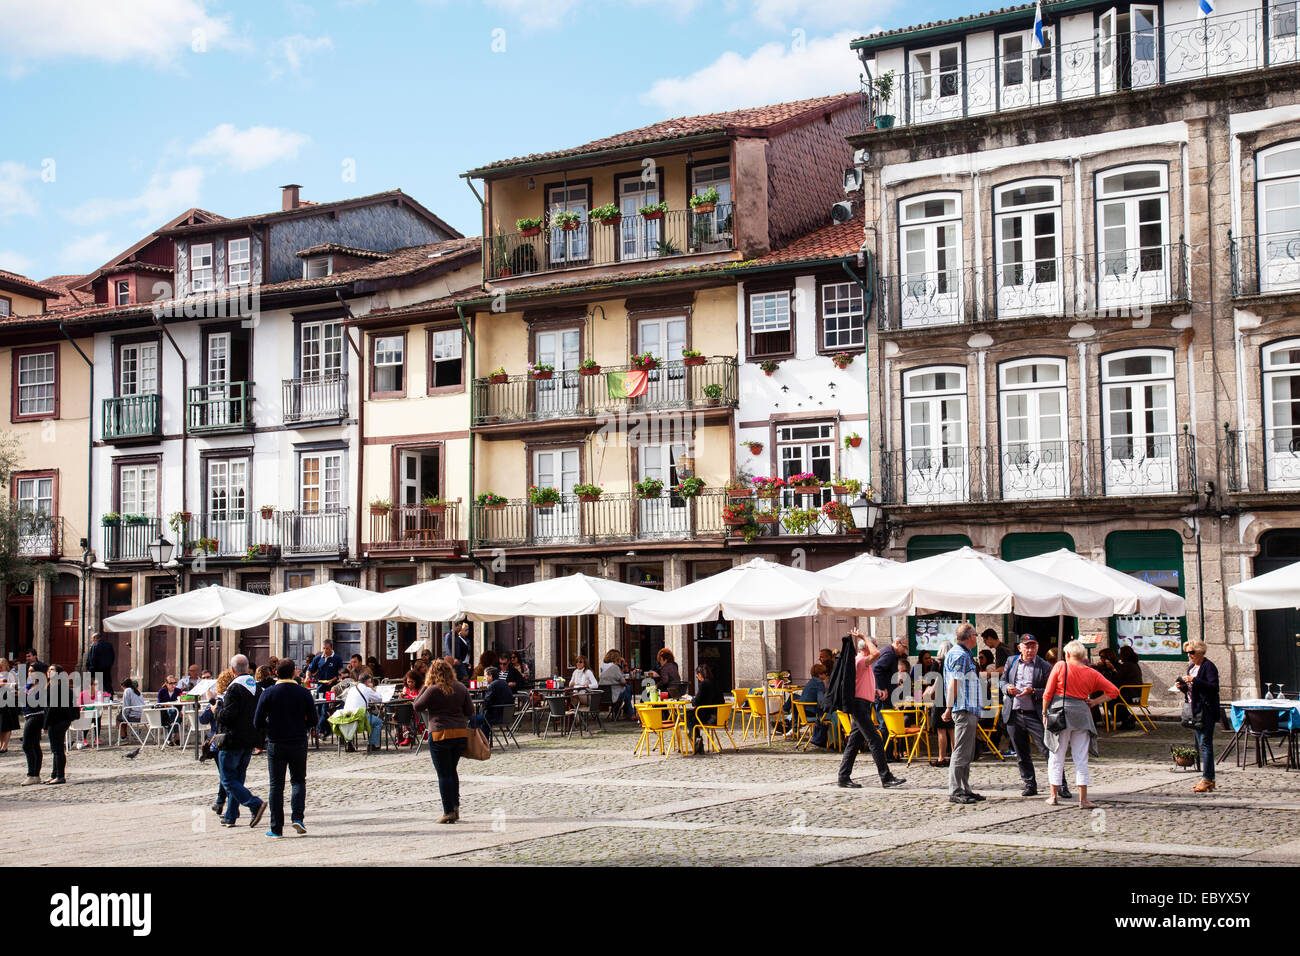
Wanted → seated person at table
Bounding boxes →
[646,648,681,696]
[472,667,513,747]
[116,678,146,744]
[177,664,202,693]
[569,656,598,695]
[687,664,726,753]
[391,670,422,746]
[158,674,182,743]
[365,656,385,680]
[501,656,526,692]
[342,671,384,752]
[75,679,111,748]
[599,650,633,719]
[802,663,830,748]
[510,652,531,684]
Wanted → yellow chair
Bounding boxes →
[730,688,752,737]
[835,709,854,749]
[791,700,821,751]
[1110,683,1155,734]
[975,702,1005,761]
[634,703,677,758]
[747,692,785,740]
[880,708,929,765]
[691,703,736,753]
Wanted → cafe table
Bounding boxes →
[1226,698,1300,768]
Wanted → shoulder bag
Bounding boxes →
[1044,662,1068,734]
[464,723,491,761]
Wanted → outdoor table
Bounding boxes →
[1227,698,1300,768]
[652,699,693,754]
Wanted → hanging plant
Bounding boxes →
[630,351,659,371]
[744,440,764,456]
[589,203,622,226]
[725,476,753,499]
[673,476,705,498]
[639,200,668,221]
[788,472,821,494]
[752,476,785,499]
[759,359,780,376]
[832,352,856,370]
[551,210,583,231]
[528,485,561,508]
[634,477,664,499]
[529,362,555,380]
[573,483,604,502]
[476,492,507,510]
[681,348,705,367]
[517,216,544,237]
[689,187,720,215]
[578,358,601,376]
[843,432,863,449]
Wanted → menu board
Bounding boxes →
[1115,614,1184,656]
[914,615,964,652]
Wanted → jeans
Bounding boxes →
[1194,723,1215,781]
[266,741,308,834]
[217,748,260,823]
[22,711,45,777]
[1007,708,1047,787]
[46,721,71,779]
[428,737,466,814]
[949,710,979,795]
[838,698,892,783]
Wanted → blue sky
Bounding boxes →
[0,0,977,281]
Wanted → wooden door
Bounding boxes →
[50,596,80,674]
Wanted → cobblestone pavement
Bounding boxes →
[2,721,1298,866]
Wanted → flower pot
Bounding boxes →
[560,220,582,231]
[875,114,895,130]
[258,543,269,553]
[531,370,553,381]
[488,374,509,384]
[730,527,748,538]
[747,445,763,455]
[705,397,721,406]
[636,492,661,500]
[259,508,274,520]
[833,359,853,370]
[483,503,506,511]
[764,369,776,377]
[692,202,716,215]
[633,359,658,371]
[724,517,747,528]
[593,215,622,227]
[727,489,753,499]
[642,211,664,221]
[791,485,821,496]
[755,491,779,501]
[533,502,556,510]
[578,366,601,376]
[831,485,850,495]
[847,436,863,448]
[683,356,705,367]
[755,513,778,524]
[180,511,193,522]
[577,494,601,503]
[520,227,542,237]
[498,267,513,277]
[370,506,391,517]
[424,504,447,514]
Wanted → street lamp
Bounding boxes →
[848,492,892,554]
[148,535,174,567]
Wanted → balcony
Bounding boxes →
[485,204,735,281]
[1224,426,1300,493]
[860,6,1299,132]
[880,435,1198,506]
[283,373,348,425]
[103,517,161,562]
[17,513,62,559]
[103,394,161,442]
[1230,231,1300,298]
[174,508,349,559]
[471,489,861,549]
[472,357,738,430]
[366,503,463,555]
[187,381,252,433]
[876,244,1189,331]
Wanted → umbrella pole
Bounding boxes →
[760,621,772,746]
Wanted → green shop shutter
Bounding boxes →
[906,534,973,654]
[1000,532,1078,646]
[1105,529,1187,661]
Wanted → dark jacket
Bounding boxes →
[253,680,316,745]
[825,635,856,713]
[654,660,681,693]
[1115,660,1144,703]
[43,673,79,725]
[482,678,513,724]
[872,644,898,698]
[691,678,725,711]
[503,664,527,691]
[216,678,262,750]
[997,653,1053,722]
[84,640,115,679]
[1184,657,1221,725]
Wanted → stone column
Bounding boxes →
[533,559,555,679]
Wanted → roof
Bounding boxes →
[69,207,226,291]
[38,275,92,311]
[749,217,864,267]
[852,1,1090,52]
[101,261,174,277]
[465,93,860,177]
[295,242,393,261]
[0,268,62,300]
[157,189,463,241]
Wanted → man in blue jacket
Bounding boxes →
[254,658,317,837]
[998,636,1068,799]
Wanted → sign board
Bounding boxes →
[385,620,399,659]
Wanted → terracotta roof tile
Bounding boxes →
[751,218,864,266]
[0,268,63,299]
[295,242,392,260]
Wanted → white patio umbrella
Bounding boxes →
[222,580,380,629]
[102,585,267,632]
[816,552,902,582]
[815,553,913,617]
[1012,548,1186,617]
[459,573,659,621]
[332,575,506,623]
[1229,560,1300,610]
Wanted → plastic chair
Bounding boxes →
[67,715,98,750]
[488,702,520,750]
[747,693,785,740]
[1216,707,1245,768]
[634,703,677,758]
[881,708,929,764]
[541,694,572,738]
[1110,683,1155,733]
[730,688,752,737]
[791,700,820,751]
[691,703,736,753]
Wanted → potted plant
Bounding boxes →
[821,499,855,531]
[476,492,507,511]
[167,511,192,534]
[243,545,261,563]
[421,496,448,513]
[578,358,601,376]
[551,210,583,231]
[528,485,561,508]
[1171,745,1198,769]
[681,348,705,367]
[781,507,820,535]
[516,215,544,237]
[369,498,392,517]
[702,383,724,405]
[573,483,604,502]
[639,200,668,221]
[830,476,861,496]
[197,537,219,555]
[124,513,148,526]
[832,352,856,370]
[689,187,720,215]
[744,440,764,456]
[630,351,659,371]
[752,476,785,499]
[487,365,509,384]
[872,70,896,129]
[634,477,664,499]
[722,500,753,527]
[759,359,780,376]
[725,476,752,499]
[844,432,863,449]
[589,203,622,226]
[674,476,705,498]
[754,506,779,525]
[788,472,821,495]
[101,512,121,527]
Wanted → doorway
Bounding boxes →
[50,574,81,674]
[1254,530,1300,696]
[147,577,179,691]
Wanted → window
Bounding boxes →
[532,447,580,541]
[898,193,962,326]
[299,452,343,512]
[428,328,463,390]
[118,341,159,396]
[994,179,1062,317]
[191,243,213,293]
[0,296,10,317]
[15,473,56,555]
[227,238,250,285]
[777,422,835,511]
[912,44,960,109]
[1001,29,1051,91]
[547,182,589,264]
[902,366,968,504]
[206,457,249,555]
[747,288,793,358]
[1095,164,1169,306]
[1100,348,1177,494]
[533,328,581,415]
[118,462,159,516]
[13,348,57,420]
[114,279,130,306]
[638,442,690,537]
[371,335,405,395]
[691,160,733,241]
[617,175,660,261]
[300,319,343,378]
[398,447,440,506]
[1256,143,1300,292]
[1275,1,1298,39]
[999,358,1069,500]
[820,281,865,351]
[1261,339,1300,489]
[304,256,332,279]
[16,475,54,517]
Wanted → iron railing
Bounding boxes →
[187,381,253,432]
[17,513,62,558]
[880,434,1198,505]
[860,6,1300,131]
[283,373,348,424]
[102,394,161,441]
[367,503,462,552]
[472,357,738,426]
[1229,230,1300,297]
[103,517,161,562]
[173,508,349,558]
[876,243,1189,330]
[1224,425,1300,492]
[484,204,735,281]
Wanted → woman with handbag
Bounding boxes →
[1176,639,1220,793]
[413,659,476,824]
[1041,641,1119,809]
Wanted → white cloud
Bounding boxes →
[0,162,40,219]
[0,0,233,66]
[189,124,310,173]
[0,250,35,275]
[641,31,862,115]
[67,167,206,229]
[271,34,334,77]
[750,0,885,32]
[60,233,120,270]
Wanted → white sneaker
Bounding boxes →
[22,776,41,786]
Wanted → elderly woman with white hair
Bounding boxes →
[1041,640,1120,808]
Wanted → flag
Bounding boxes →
[1198,0,1214,14]
[605,369,648,399]
[1033,1,1045,48]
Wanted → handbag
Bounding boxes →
[1044,662,1068,734]
[1178,673,1203,730]
[464,725,491,761]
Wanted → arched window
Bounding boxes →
[1100,348,1178,494]
[898,193,962,327]
[1095,164,1169,307]
[1255,143,1300,292]
[994,179,1062,317]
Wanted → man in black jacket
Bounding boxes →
[828,628,905,790]
[84,633,115,688]
[253,658,316,837]
[998,636,1067,798]
[216,654,267,829]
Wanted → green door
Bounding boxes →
[1001,532,1077,651]
[1254,530,1300,697]
[906,534,972,654]
[1106,529,1187,662]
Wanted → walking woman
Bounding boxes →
[0,659,19,754]
[1041,641,1119,809]
[413,659,474,824]
[22,665,77,785]
[1177,639,1221,794]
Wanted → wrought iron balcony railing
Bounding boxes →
[1229,230,1300,297]
[485,204,735,281]
[103,517,162,562]
[103,394,161,441]
[472,357,738,426]
[174,508,349,558]
[187,381,253,432]
[1223,425,1300,492]
[17,513,62,559]
[283,373,348,424]
[366,503,462,553]
[880,434,1198,506]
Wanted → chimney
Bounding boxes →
[281,184,302,211]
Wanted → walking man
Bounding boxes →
[943,623,985,804]
[215,654,266,829]
[84,632,115,690]
[832,627,905,790]
[253,658,316,837]
[998,635,1069,799]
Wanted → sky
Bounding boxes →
[0,0,978,282]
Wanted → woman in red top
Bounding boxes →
[1041,641,1119,808]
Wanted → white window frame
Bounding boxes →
[304,256,333,279]
[690,160,733,239]
[16,476,54,517]
[1261,339,1300,489]
[119,341,159,396]
[1256,142,1300,292]
[547,183,589,264]
[372,335,405,394]
[902,366,968,504]
[748,289,792,357]
[191,243,214,293]
[898,192,963,326]
[300,319,343,379]
[227,238,251,286]
[1095,163,1170,307]
[999,357,1069,500]
[994,179,1062,317]
[299,452,344,513]
[820,281,865,351]
[114,279,131,306]
[429,328,463,389]
[1100,347,1177,495]
[118,463,159,517]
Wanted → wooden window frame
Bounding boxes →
[425,324,465,395]
[815,271,867,356]
[11,345,60,422]
[190,242,214,293]
[12,469,59,518]
[0,295,11,317]
[111,331,164,398]
[369,331,408,399]
[744,278,796,362]
[111,454,162,516]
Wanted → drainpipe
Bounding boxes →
[335,290,364,565]
[57,322,93,661]
[151,315,189,548]
[841,252,875,487]
[456,304,477,573]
